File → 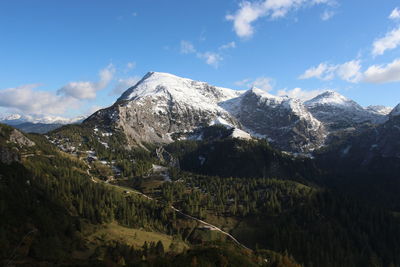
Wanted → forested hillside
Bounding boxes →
[0,124,295,266]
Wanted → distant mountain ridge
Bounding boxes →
[84,71,396,153]
[0,114,85,133]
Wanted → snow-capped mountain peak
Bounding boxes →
[118,71,243,105]
[304,90,387,129]
[305,90,357,108]
[86,71,248,146]
[85,71,392,153]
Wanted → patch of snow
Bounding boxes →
[100,142,109,148]
[231,128,252,140]
[210,117,233,128]
[152,164,168,172]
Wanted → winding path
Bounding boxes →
[84,165,251,251]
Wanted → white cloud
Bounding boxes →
[336,60,362,83]
[197,52,223,68]
[226,2,265,38]
[321,10,335,21]
[180,40,196,54]
[277,87,325,100]
[235,78,251,87]
[219,41,236,50]
[58,64,115,99]
[300,60,362,83]
[235,76,273,91]
[0,84,79,115]
[372,27,400,56]
[252,76,273,91]
[111,76,141,95]
[226,0,333,38]
[299,62,336,80]
[389,7,400,20]
[179,40,223,68]
[363,58,400,83]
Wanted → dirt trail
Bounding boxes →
[84,163,251,251]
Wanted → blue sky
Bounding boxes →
[1,0,400,119]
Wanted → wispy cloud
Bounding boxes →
[372,27,400,56]
[321,10,335,21]
[180,40,196,54]
[277,87,325,100]
[389,7,400,20]
[300,60,362,83]
[299,63,336,80]
[125,62,136,71]
[226,0,334,38]
[58,64,115,100]
[235,76,274,91]
[219,41,236,50]
[180,40,224,68]
[197,52,223,68]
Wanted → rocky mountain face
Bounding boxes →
[83,72,394,153]
[356,110,400,161]
[85,72,242,146]
[316,108,400,171]
[221,88,326,152]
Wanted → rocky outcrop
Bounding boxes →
[0,126,34,164]
[8,129,35,147]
